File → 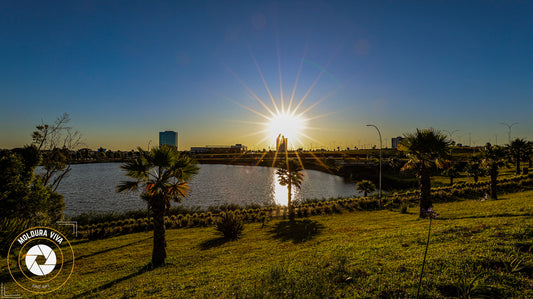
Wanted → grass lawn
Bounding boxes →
[431,163,530,188]
[2,190,532,298]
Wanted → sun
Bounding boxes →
[266,111,307,143]
[223,47,339,152]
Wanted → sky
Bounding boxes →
[1,0,532,151]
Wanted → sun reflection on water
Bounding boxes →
[271,169,302,207]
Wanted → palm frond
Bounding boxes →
[167,182,190,201]
[401,159,418,172]
[120,157,150,180]
[116,180,139,193]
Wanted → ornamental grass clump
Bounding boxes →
[216,211,244,240]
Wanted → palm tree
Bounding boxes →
[276,159,304,221]
[398,128,450,218]
[465,157,486,183]
[526,141,533,169]
[388,157,402,175]
[481,143,507,200]
[356,180,376,197]
[117,146,199,266]
[442,161,460,185]
[507,138,528,175]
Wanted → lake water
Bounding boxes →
[52,163,360,216]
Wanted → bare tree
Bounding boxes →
[32,113,82,191]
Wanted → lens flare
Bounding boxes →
[267,112,307,142]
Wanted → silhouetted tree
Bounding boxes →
[276,159,304,221]
[32,113,82,191]
[0,145,64,223]
[481,143,507,200]
[465,157,486,183]
[507,138,528,175]
[398,128,450,217]
[356,180,376,197]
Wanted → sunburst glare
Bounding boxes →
[266,111,307,144]
[224,51,338,153]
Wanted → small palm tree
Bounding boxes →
[356,180,376,197]
[507,138,528,175]
[442,162,460,185]
[276,159,304,221]
[398,128,450,218]
[481,143,507,200]
[117,146,199,266]
[465,157,486,183]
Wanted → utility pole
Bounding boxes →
[366,124,382,204]
[500,122,518,144]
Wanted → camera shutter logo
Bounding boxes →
[25,244,57,276]
[7,227,75,294]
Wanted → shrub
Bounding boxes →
[180,215,190,227]
[216,211,244,240]
[400,203,408,214]
[0,218,32,257]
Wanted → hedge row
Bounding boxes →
[78,174,533,240]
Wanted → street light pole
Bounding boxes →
[366,124,382,204]
[500,122,518,144]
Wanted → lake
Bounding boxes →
[52,163,360,216]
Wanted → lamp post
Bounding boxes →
[366,124,382,204]
[500,122,518,144]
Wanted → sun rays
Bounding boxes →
[221,45,341,173]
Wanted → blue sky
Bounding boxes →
[1,0,531,150]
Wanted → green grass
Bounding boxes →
[431,163,529,187]
[2,191,532,298]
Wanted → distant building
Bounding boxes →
[190,144,247,154]
[159,131,178,148]
[391,136,404,149]
[276,134,287,152]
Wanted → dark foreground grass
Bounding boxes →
[1,191,532,298]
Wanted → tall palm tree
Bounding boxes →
[356,180,376,197]
[465,157,486,183]
[276,159,304,221]
[481,143,507,200]
[507,138,528,175]
[398,128,450,218]
[117,146,199,266]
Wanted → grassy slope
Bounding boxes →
[2,191,533,298]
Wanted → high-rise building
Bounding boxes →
[276,134,287,152]
[159,131,178,148]
[391,136,404,149]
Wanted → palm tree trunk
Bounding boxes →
[151,199,167,267]
[516,154,521,175]
[418,165,432,218]
[288,177,294,221]
[490,167,498,200]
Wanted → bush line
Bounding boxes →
[77,174,533,240]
